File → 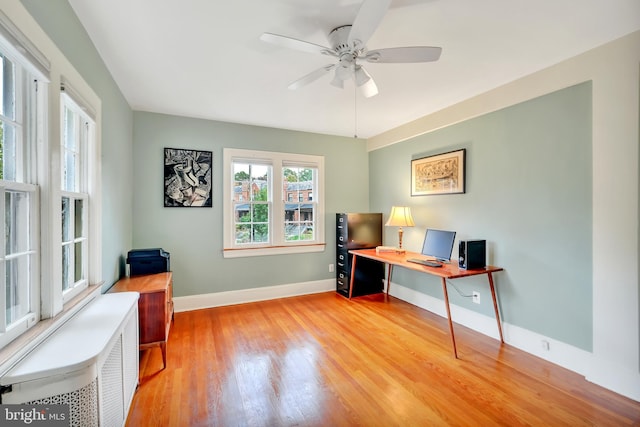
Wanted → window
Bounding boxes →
[231,161,270,245]
[0,49,41,347]
[0,9,101,354]
[60,93,92,301]
[223,148,325,258]
[284,166,315,242]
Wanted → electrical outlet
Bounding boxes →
[541,340,550,351]
[472,291,480,304]
[329,263,335,273]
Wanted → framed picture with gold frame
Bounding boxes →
[411,149,465,196]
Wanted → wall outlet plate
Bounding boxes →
[472,291,480,304]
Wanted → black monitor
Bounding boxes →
[421,229,456,262]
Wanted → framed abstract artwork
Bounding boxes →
[164,148,212,207]
[411,149,466,196]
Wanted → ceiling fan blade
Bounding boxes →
[365,46,442,63]
[288,64,336,90]
[260,32,333,56]
[348,0,392,48]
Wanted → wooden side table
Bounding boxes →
[110,272,173,368]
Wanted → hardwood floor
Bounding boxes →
[127,292,640,426]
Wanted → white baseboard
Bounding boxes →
[586,355,640,402]
[173,279,335,312]
[389,282,591,375]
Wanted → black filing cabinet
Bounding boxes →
[336,213,384,297]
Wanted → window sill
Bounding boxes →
[0,283,103,377]
[223,243,326,258]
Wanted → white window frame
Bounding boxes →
[0,6,103,354]
[0,36,44,348]
[223,148,325,258]
[59,92,94,303]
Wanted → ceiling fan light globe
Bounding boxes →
[335,64,352,80]
[354,66,371,86]
[330,74,344,88]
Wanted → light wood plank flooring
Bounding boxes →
[127,292,640,426]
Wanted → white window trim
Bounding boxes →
[0,183,39,349]
[0,1,103,366]
[0,34,44,348]
[59,93,96,304]
[223,148,325,258]
[57,88,102,313]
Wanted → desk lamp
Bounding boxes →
[385,206,415,251]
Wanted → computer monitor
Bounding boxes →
[421,229,456,262]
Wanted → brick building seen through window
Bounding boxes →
[234,180,313,222]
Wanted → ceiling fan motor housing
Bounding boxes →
[329,25,362,54]
[330,25,362,78]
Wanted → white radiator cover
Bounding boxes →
[0,292,139,427]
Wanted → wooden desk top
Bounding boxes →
[110,272,172,293]
[349,249,503,279]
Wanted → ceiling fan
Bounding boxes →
[259,0,442,98]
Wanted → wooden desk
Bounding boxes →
[349,249,504,358]
[110,272,173,368]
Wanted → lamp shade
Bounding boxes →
[385,206,415,227]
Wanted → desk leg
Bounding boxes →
[488,272,504,343]
[386,264,394,295]
[348,254,357,299]
[441,278,458,359]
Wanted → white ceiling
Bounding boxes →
[68,0,640,139]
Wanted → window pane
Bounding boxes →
[5,190,29,255]
[252,203,269,223]
[284,201,315,242]
[64,106,76,150]
[61,197,71,242]
[63,150,76,191]
[233,162,269,201]
[301,222,314,240]
[62,106,79,192]
[0,54,16,120]
[6,255,30,325]
[283,167,313,206]
[0,121,17,181]
[233,161,271,245]
[61,243,72,291]
[235,223,251,244]
[234,203,270,245]
[74,199,84,238]
[74,241,83,282]
[253,224,268,243]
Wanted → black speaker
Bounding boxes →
[458,240,486,270]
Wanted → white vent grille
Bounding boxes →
[2,293,139,427]
[100,336,124,426]
[28,379,98,427]
[123,312,138,404]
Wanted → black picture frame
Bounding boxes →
[164,148,212,207]
[411,149,466,196]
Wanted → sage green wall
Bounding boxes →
[21,0,134,287]
[370,82,592,350]
[132,112,369,297]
